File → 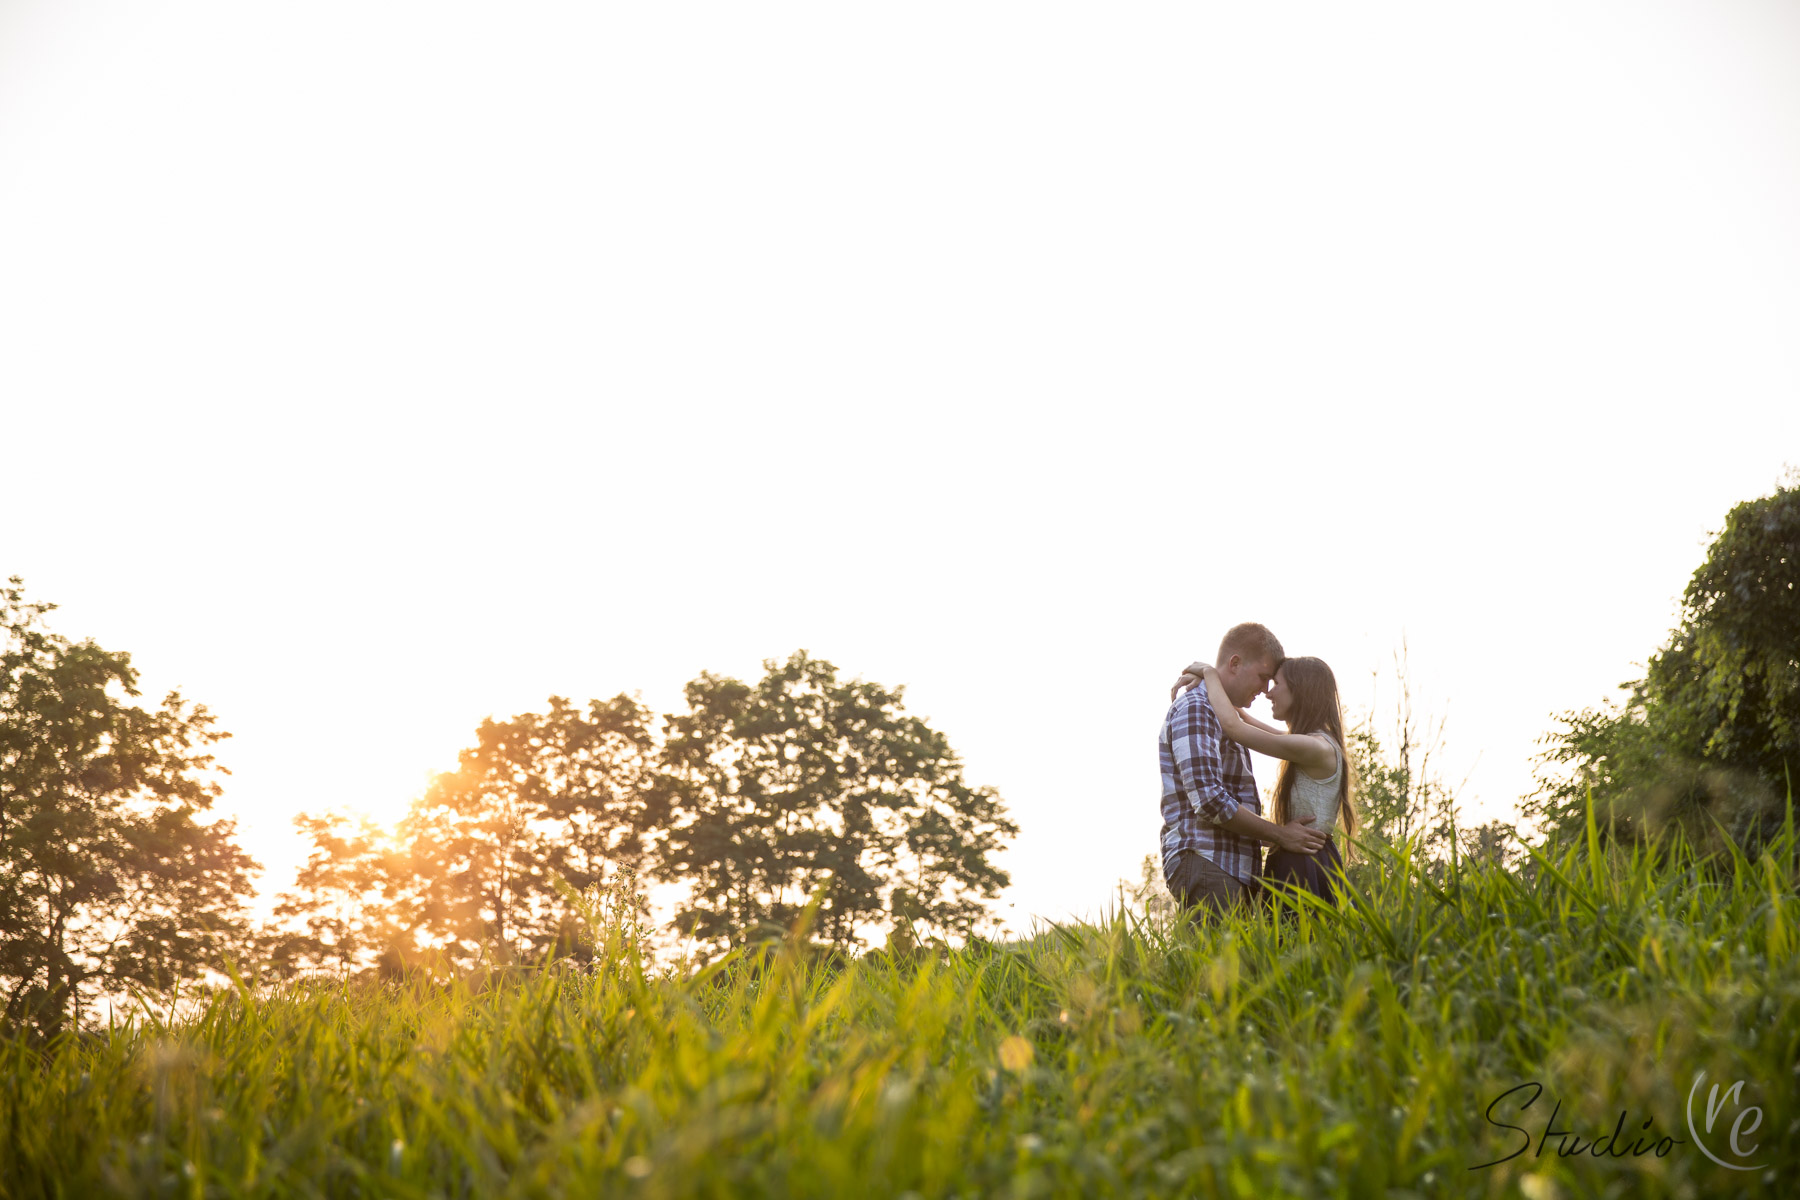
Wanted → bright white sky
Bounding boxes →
[3,2,1797,935]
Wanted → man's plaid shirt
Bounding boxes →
[1159,680,1262,885]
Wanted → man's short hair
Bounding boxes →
[1218,622,1284,667]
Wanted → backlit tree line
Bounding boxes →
[0,588,1014,1036]
[268,657,1016,980]
[5,479,1795,1037]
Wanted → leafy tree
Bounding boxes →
[276,694,654,975]
[1524,696,1662,846]
[1122,854,1177,925]
[267,813,413,977]
[0,578,257,1036]
[1344,719,1516,870]
[1650,478,1799,798]
[1528,480,1800,848]
[402,692,656,966]
[656,651,1016,954]
[1340,645,1469,852]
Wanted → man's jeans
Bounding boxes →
[1166,849,1254,919]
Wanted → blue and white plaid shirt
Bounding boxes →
[1159,680,1262,885]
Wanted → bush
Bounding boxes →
[1529,479,1800,851]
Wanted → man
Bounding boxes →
[1160,622,1327,916]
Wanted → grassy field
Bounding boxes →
[5,808,1798,1199]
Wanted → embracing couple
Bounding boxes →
[1159,622,1357,917]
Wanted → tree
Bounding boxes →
[0,578,257,1036]
[1528,479,1800,849]
[1334,642,1519,869]
[275,694,655,975]
[1343,643,1471,854]
[656,651,1016,954]
[1121,854,1178,925]
[1662,478,1800,780]
[267,813,413,977]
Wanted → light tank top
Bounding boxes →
[1287,734,1343,831]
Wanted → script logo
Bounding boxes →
[1685,1071,1765,1172]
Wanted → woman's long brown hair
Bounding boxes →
[1269,656,1357,838]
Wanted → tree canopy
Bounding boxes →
[274,694,655,976]
[655,651,1016,954]
[277,653,1016,972]
[1528,480,1800,847]
[2,579,1020,1001]
[0,578,257,1036]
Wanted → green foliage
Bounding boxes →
[1530,481,1800,847]
[1660,478,1800,774]
[277,653,1016,972]
[1338,645,1516,867]
[1120,855,1177,925]
[1342,720,1424,847]
[1526,693,1671,846]
[657,651,1017,954]
[7,808,1796,1198]
[274,695,656,976]
[268,812,412,977]
[0,578,258,1039]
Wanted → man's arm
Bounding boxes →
[1167,686,1242,826]
[1220,803,1327,854]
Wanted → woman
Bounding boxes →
[1175,656,1356,904]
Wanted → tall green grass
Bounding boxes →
[5,806,1798,1198]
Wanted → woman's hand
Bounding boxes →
[1168,660,1215,701]
[1274,817,1327,855]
